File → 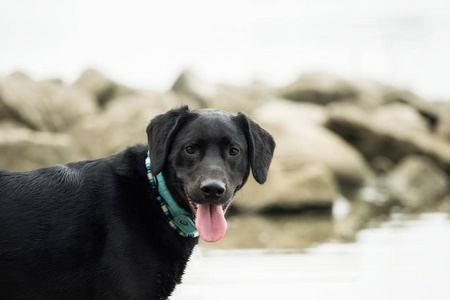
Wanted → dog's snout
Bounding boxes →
[200,179,226,199]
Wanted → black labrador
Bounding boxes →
[0,106,275,299]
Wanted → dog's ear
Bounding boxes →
[236,113,276,184]
[146,105,192,175]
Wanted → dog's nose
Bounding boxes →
[200,179,226,199]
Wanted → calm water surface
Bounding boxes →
[171,213,450,300]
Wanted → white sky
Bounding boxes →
[1,0,450,100]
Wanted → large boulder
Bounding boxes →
[326,102,450,174]
[383,88,439,130]
[386,155,449,210]
[254,99,327,126]
[171,70,274,113]
[0,72,98,132]
[370,103,430,133]
[73,69,133,107]
[351,79,392,108]
[253,100,374,188]
[206,82,274,114]
[237,162,338,212]
[70,91,182,158]
[278,72,359,105]
[0,126,79,171]
[221,99,374,212]
[171,69,214,107]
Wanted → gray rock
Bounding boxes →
[386,155,449,210]
[279,72,359,105]
[371,103,431,133]
[0,127,79,171]
[171,70,274,113]
[253,102,374,187]
[73,68,133,107]
[0,72,98,132]
[69,91,182,158]
[351,79,392,108]
[384,89,439,130]
[171,69,214,107]
[352,79,439,127]
[326,102,450,174]
[236,162,338,212]
[208,82,274,114]
[254,99,327,126]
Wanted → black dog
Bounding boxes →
[0,106,275,299]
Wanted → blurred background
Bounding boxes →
[1,0,450,299]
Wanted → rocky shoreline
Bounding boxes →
[1,69,449,241]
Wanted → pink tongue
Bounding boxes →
[196,204,227,242]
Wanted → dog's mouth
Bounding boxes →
[184,189,233,243]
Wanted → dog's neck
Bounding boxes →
[145,152,198,238]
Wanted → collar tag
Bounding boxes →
[173,215,198,236]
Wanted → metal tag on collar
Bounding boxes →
[173,215,198,237]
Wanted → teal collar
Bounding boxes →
[145,152,198,238]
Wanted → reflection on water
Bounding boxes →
[172,213,450,300]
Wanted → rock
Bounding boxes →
[386,155,449,210]
[70,91,182,158]
[310,76,440,131]
[435,102,450,141]
[253,102,374,187]
[236,162,339,213]
[0,127,79,171]
[0,72,98,132]
[207,82,274,114]
[351,79,392,108]
[0,120,29,130]
[73,68,133,107]
[372,103,431,133]
[352,79,439,127]
[254,99,327,126]
[171,70,275,113]
[171,69,215,107]
[40,78,64,86]
[384,88,439,130]
[326,102,450,174]
[279,72,359,105]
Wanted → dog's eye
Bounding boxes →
[185,146,196,154]
[229,148,239,156]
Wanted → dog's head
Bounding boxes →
[146,106,275,242]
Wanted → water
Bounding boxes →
[171,213,450,300]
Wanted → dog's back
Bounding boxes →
[0,162,109,298]
[0,145,199,299]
